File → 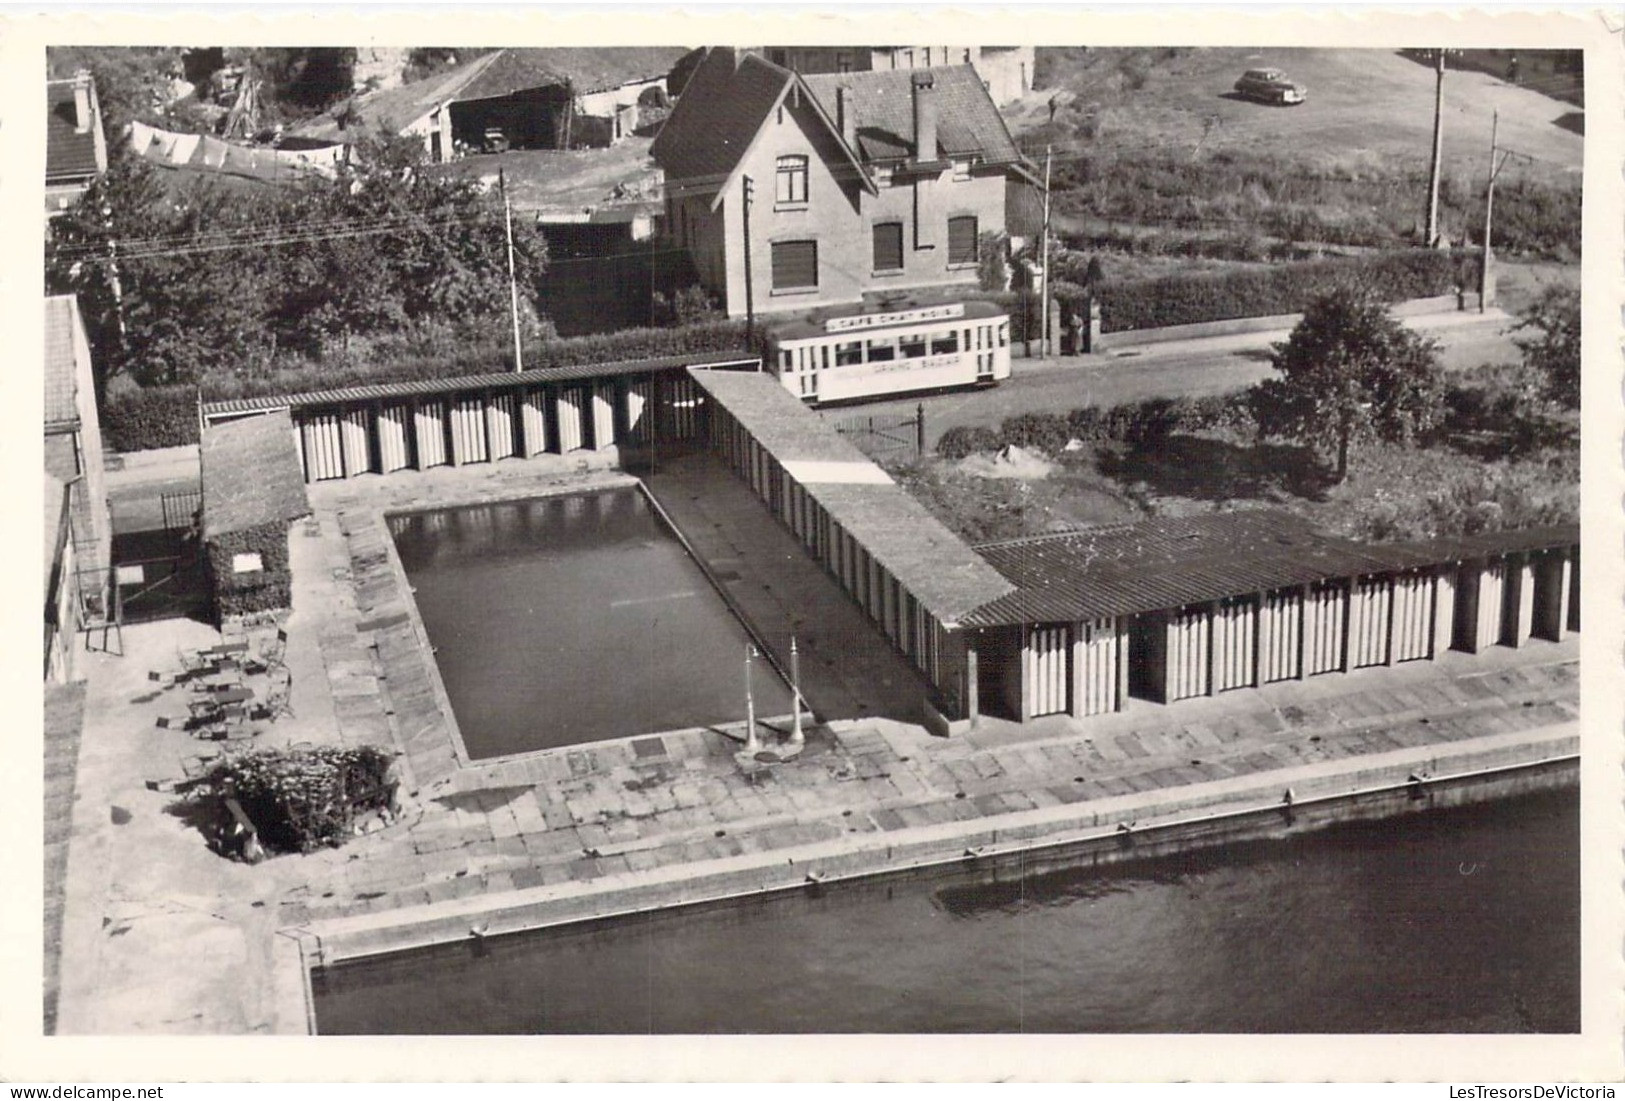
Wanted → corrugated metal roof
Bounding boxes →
[44,297,82,430]
[1381,524,1580,563]
[689,367,1012,623]
[200,351,756,418]
[201,410,311,539]
[963,511,1581,627]
[802,65,1024,165]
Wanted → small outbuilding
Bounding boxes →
[200,410,311,623]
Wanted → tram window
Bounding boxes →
[867,338,896,362]
[779,349,793,373]
[821,345,830,371]
[998,321,1009,347]
[899,333,928,358]
[835,340,862,366]
[930,331,958,355]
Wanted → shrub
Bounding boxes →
[196,744,399,855]
[101,385,200,451]
[936,424,1002,459]
[205,521,294,623]
[1094,249,1463,333]
[999,411,1073,453]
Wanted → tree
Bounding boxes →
[1251,288,1445,481]
[1514,284,1579,410]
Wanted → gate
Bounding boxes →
[160,488,202,533]
[830,405,925,461]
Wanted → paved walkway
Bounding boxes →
[51,450,1581,1034]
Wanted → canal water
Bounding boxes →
[388,489,792,759]
[312,785,1578,1034]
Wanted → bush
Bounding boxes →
[196,744,399,855]
[1000,411,1073,453]
[936,425,1003,459]
[101,385,200,451]
[1092,249,1463,333]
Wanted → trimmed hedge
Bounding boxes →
[205,520,293,624]
[102,385,201,451]
[1089,249,1467,334]
[938,393,1257,458]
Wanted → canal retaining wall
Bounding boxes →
[293,723,1576,979]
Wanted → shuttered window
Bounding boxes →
[947,216,979,264]
[771,240,818,290]
[872,222,903,271]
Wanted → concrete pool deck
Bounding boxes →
[51,452,1581,1035]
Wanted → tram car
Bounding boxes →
[761,300,1011,404]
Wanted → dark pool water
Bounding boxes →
[313,785,1579,1034]
[389,489,792,759]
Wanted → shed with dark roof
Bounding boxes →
[200,410,310,622]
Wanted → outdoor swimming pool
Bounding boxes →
[388,488,793,759]
[312,782,1579,1034]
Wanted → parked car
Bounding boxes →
[1234,68,1307,105]
[481,127,511,154]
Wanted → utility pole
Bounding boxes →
[500,168,524,372]
[1478,111,1531,313]
[1040,144,1052,358]
[741,174,756,340]
[1425,48,1446,247]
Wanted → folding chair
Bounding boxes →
[244,629,289,675]
[253,668,294,721]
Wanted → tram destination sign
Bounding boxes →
[824,303,965,333]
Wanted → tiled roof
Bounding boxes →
[44,297,81,430]
[200,410,311,539]
[46,79,99,183]
[199,351,755,418]
[962,511,1582,628]
[802,65,1023,164]
[459,47,687,100]
[651,47,795,190]
[295,47,688,141]
[292,53,506,141]
[689,367,1012,623]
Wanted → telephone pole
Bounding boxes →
[1040,144,1053,357]
[1425,49,1446,247]
[500,168,524,372]
[1478,111,1531,312]
[741,174,756,339]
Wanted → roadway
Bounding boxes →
[823,308,1519,451]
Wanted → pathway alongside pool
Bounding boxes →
[50,450,1582,1037]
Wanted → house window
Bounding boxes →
[952,159,972,182]
[948,215,979,265]
[872,222,904,271]
[873,166,893,188]
[771,239,818,291]
[776,155,809,205]
[232,552,264,574]
[836,51,853,73]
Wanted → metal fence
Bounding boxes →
[161,488,202,533]
[830,405,925,462]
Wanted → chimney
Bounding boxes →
[73,70,93,134]
[911,70,936,163]
[836,84,855,146]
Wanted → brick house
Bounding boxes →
[653,47,1039,320]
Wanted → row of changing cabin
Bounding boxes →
[1001,547,1579,723]
[285,375,710,482]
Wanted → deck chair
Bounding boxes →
[244,629,289,675]
[253,668,294,721]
